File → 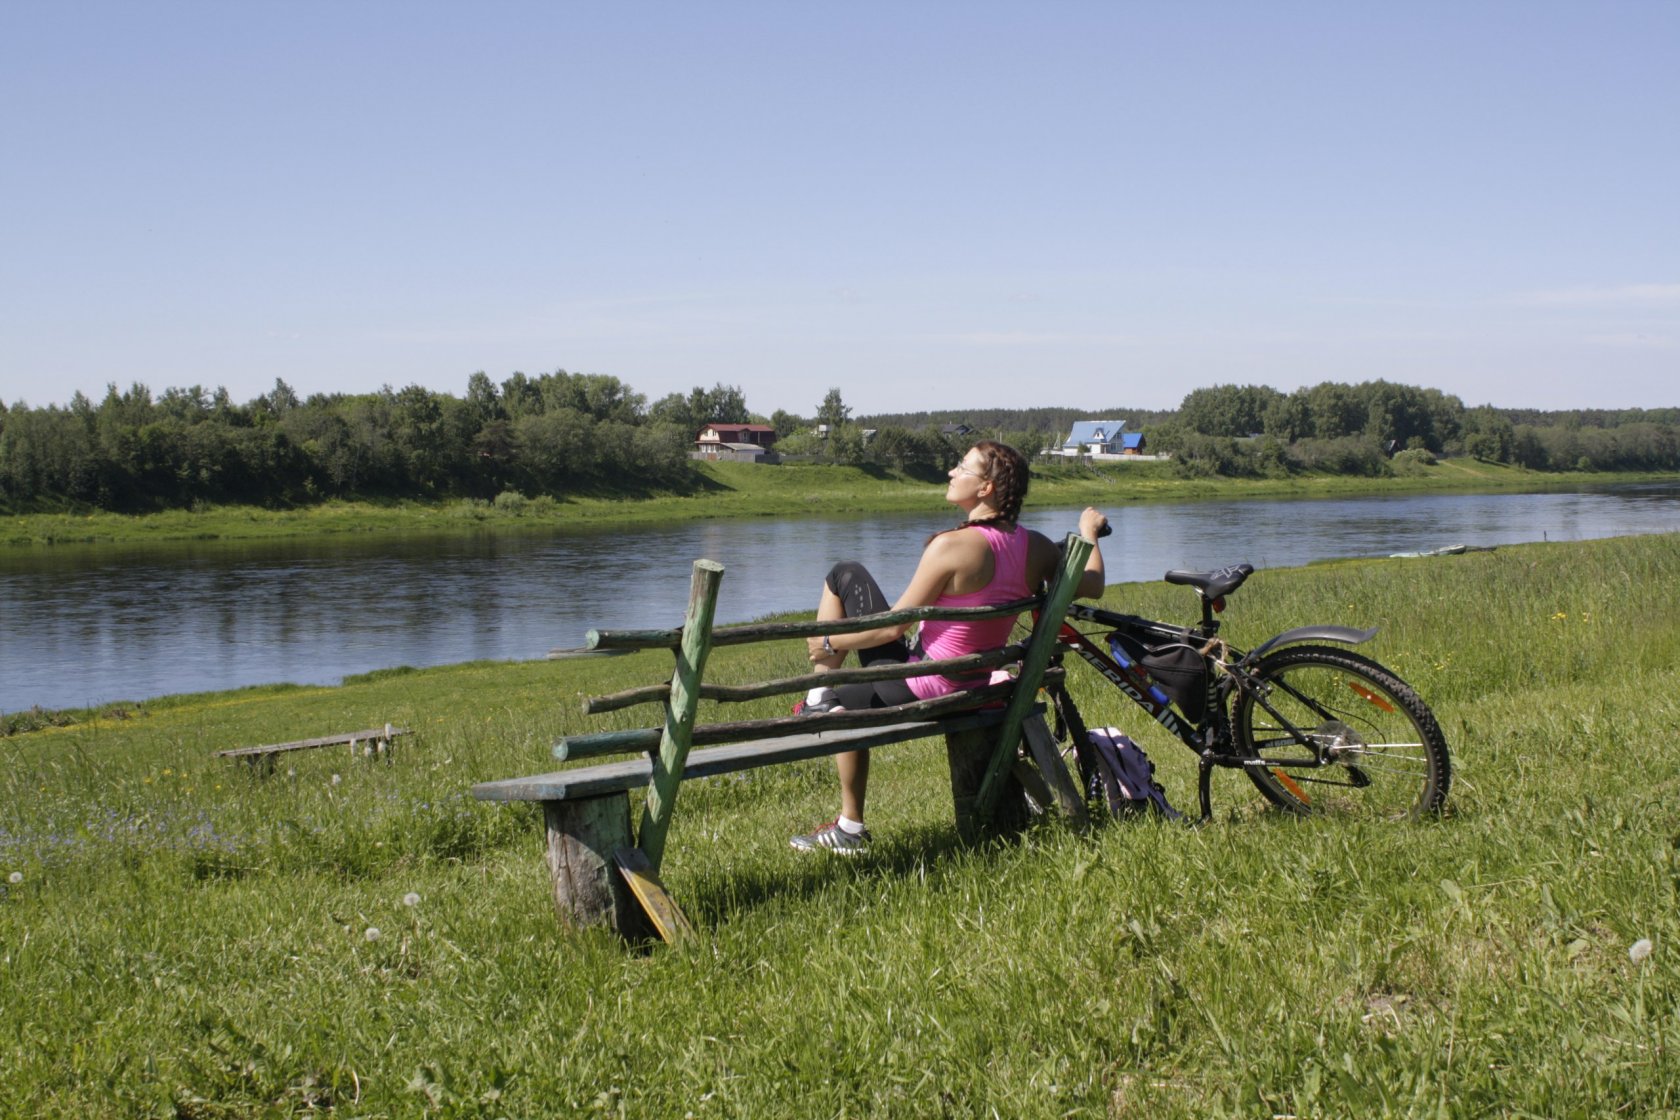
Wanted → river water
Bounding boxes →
[4,484,1678,713]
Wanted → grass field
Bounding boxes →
[3,534,1679,1116]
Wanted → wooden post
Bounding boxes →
[637,559,724,870]
[543,794,641,933]
[945,727,1030,843]
[974,533,1092,823]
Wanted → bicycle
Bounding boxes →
[1038,555,1451,823]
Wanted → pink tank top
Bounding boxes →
[906,522,1031,700]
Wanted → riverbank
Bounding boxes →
[3,534,1677,1115]
[5,457,1673,546]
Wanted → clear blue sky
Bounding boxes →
[4,1,1676,417]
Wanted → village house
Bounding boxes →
[1049,420,1154,460]
[1057,419,1129,456]
[694,423,779,462]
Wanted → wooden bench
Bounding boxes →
[473,535,1095,942]
[217,723,409,773]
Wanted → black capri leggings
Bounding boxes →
[824,561,918,710]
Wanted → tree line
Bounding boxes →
[2,373,1675,513]
[1150,381,1680,477]
[0,373,762,512]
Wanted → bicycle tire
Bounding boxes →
[1231,645,1450,818]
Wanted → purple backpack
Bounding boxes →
[1085,726,1182,820]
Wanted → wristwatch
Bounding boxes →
[822,635,835,655]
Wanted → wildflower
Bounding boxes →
[1551,611,1568,621]
[7,871,21,885]
[331,774,342,786]
[365,926,381,942]
[403,892,421,907]
[1630,938,1654,963]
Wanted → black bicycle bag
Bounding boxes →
[1108,631,1208,715]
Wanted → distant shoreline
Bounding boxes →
[3,459,1674,547]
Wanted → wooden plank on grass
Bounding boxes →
[614,847,695,945]
[216,726,410,759]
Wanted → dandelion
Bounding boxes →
[403,892,421,907]
[1551,611,1568,621]
[7,871,21,885]
[1630,938,1654,963]
[365,926,381,942]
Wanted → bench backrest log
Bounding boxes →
[568,533,1094,871]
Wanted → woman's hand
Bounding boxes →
[1078,507,1109,543]
[806,634,830,661]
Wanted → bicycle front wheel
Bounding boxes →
[1231,645,1450,818]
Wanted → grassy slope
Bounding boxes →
[3,534,1679,1116]
[4,458,1666,546]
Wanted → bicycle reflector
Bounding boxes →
[1346,679,1396,712]
[1211,597,1227,613]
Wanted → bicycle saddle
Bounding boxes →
[1163,563,1254,600]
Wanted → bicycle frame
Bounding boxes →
[1044,594,1381,821]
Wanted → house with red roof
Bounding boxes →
[695,423,779,462]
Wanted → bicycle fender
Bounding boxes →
[1249,624,1378,659]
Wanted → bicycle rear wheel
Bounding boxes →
[1231,645,1450,818]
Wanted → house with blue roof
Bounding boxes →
[1060,420,1128,456]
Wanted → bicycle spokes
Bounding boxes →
[1234,648,1450,817]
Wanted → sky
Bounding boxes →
[3,1,1677,418]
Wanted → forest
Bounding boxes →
[1,372,1676,513]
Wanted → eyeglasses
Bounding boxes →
[953,463,986,478]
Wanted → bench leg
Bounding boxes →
[1021,712,1090,829]
[542,794,642,936]
[945,727,1031,844]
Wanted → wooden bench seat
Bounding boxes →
[473,707,1026,803]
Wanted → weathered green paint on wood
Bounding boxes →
[637,559,724,870]
[476,707,1033,803]
[555,674,1056,761]
[586,596,1039,653]
[973,533,1092,822]
[583,643,1028,715]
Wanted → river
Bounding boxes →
[3,483,1678,713]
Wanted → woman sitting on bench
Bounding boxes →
[791,440,1109,854]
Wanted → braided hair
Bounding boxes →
[968,439,1029,524]
[930,439,1031,540]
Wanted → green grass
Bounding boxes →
[4,458,1665,546]
[4,535,1680,1116]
